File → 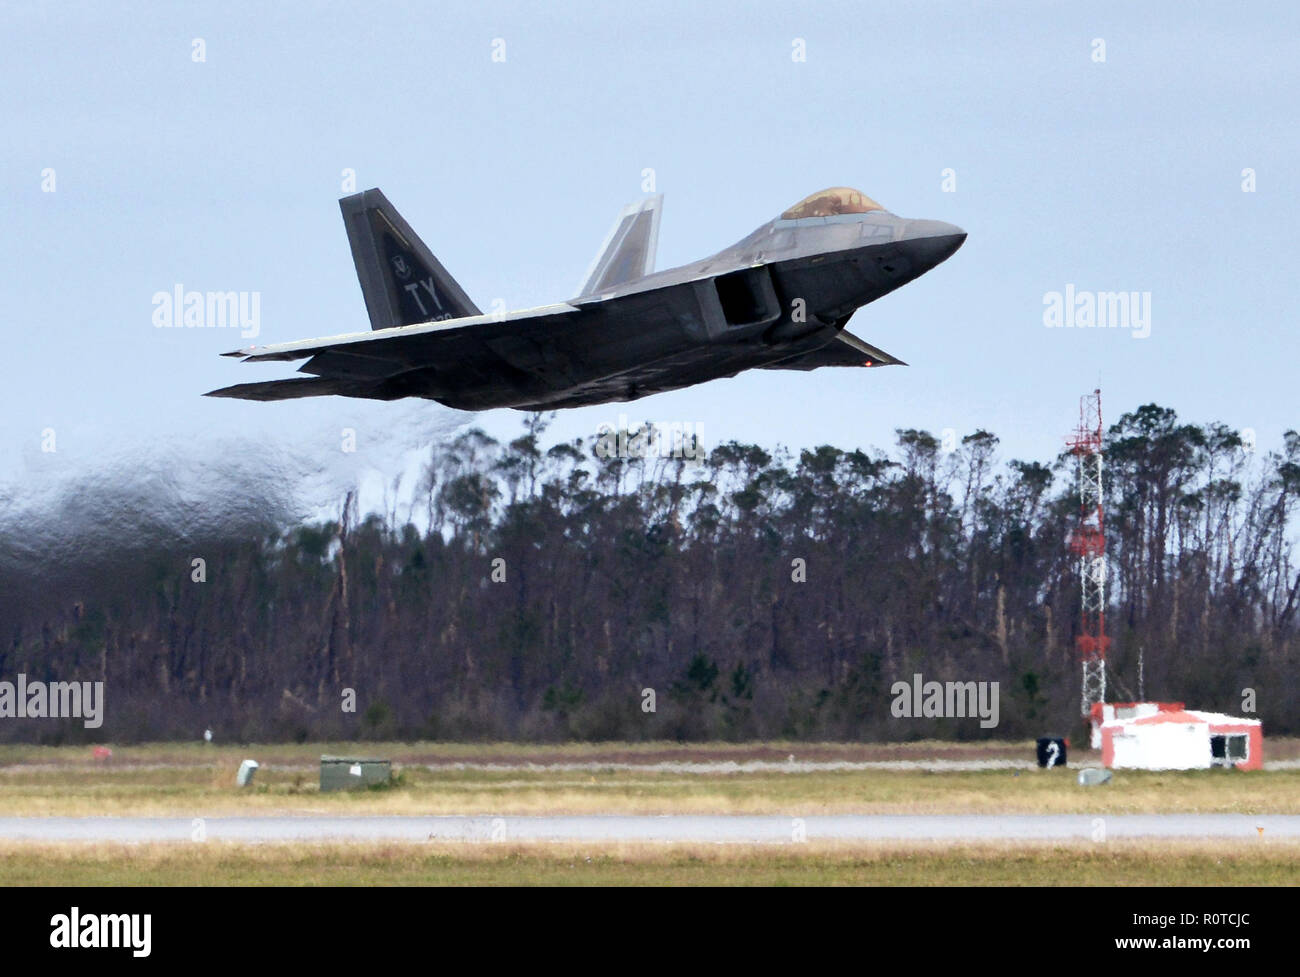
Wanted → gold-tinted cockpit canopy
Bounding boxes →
[780,187,884,220]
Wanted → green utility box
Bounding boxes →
[320,756,391,792]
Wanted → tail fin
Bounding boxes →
[576,194,662,297]
[339,188,481,330]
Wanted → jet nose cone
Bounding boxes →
[901,220,967,267]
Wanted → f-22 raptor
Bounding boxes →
[207,186,965,410]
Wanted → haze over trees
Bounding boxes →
[2,404,1296,743]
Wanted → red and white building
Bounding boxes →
[1090,701,1263,771]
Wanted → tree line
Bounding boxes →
[1,403,1296,743]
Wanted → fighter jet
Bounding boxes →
[206,186,965,410]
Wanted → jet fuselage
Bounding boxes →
[208,187,965,410]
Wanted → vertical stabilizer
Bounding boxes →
[576,195,662,297]
[339,188,481,329]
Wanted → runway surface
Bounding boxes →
[1,814,1295,844]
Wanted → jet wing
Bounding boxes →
[760,329,906,371]
[576,195,662,297]
[206,303,583,401]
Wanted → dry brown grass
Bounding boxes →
[0,837,1294,886]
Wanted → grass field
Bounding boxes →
[0,839,1295,886]
[0,740,1297,817]
[2,741,1297,885]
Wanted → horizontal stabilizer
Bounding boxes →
[204,377,375,401]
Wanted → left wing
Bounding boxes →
[206,304,582,402]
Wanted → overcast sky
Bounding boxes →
[3,1,1297,507]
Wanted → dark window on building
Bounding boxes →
[1211,733,1248,764]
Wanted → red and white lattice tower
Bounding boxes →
[1067,389,1108,716]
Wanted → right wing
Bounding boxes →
[761,329,906,371]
